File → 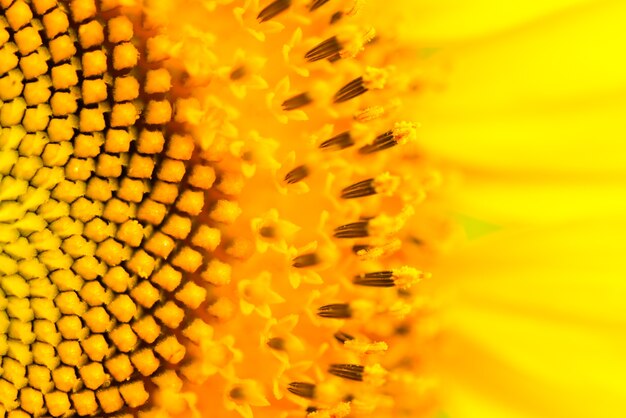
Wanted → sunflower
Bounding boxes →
[398,1,626,417]
[0,1,624,418]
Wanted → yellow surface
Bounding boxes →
[0,0,623,418]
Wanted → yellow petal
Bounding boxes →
[433,219,626,417]
[450,172,626,226]
[412,0,626,173]
[380,0,596,43]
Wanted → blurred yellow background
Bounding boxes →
[385,1,626,416]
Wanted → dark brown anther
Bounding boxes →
[267,337,285,350]
[410,236,424,246]
[330,11,343,24]
[328,364,365,381]
[317,303,352,318]
[229,386,245,399]
[306,406,318,413]
[229,66,246,80]
[259,225,275,238]
[258,0,291,22]
[288,382,316,399]
[341,178,376,199]
[319,132,354,150]
[352,244,371,254]
[358,130,397,154]
[328,53,342,62]
[309,0,329,11]
[305,36,342,62]
[395,324,410,335]
[353,271,395,287]
[292,253,319,268]
[282,92,312,110]
[284,165,309,184]
[334,331,355,344]
[333,221,369,239]
[334,77,368,103]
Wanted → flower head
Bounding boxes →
[0,0,457,417]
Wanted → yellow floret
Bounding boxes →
[14,26,42,55]
[130,280,161,308]
[97,387,125,414]
[132,315,161,344]
[113,76,140,102]
[137,129,165,154]
[108,294,138,323]
[82,50,107,77]
[111,102,139,127]
[131,349,160,376]
[155,335,186,364]
[126,249,157,278]
[112,42,139,71]
[119,381,149,408]
[71,390,99,416]
[145,100,172,125]
[78,362,108,390]
[78,20,104,49]
[81,334,110,362]
[49,35,77,63]
[109,324,138,353]
[42,8,69,39]
[145,68,172,93]
[154,300,185,329]
[105,354,133,382]
[108,15,134,44]
[51,63,78,89]
[44,391,71,418]
[70,0,97,23]
[5,1,33,31]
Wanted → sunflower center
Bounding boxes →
[0,0,221,416]
[1,0,443,417]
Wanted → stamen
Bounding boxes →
[229,387,245,400]
[317,303,352,318]
[282,92,312,110]
[352,244,371,254]
[267,337,285,350]
[334,68,387,104]
[341,173,400,199]
[328,364,364,381]
[284,165,309,184]
[359,123,417,154]
[391,266,429,289]
[259,226,276,238]
[309,0,330,11]
[341,178,376,199]
[353,267,427,289]
[330,11,343,24]
[353,271,395,287]
[305,36,342,62]
[288,382,316,399]
[229,66,246,80]
[292,252,319,268]
[334,77,368,103]
[257,0,292,22]
[358,130,395,154]
[319,132,354,150]
[395,324,410,335]
[334,331,355,344]
[333,221,368,238]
